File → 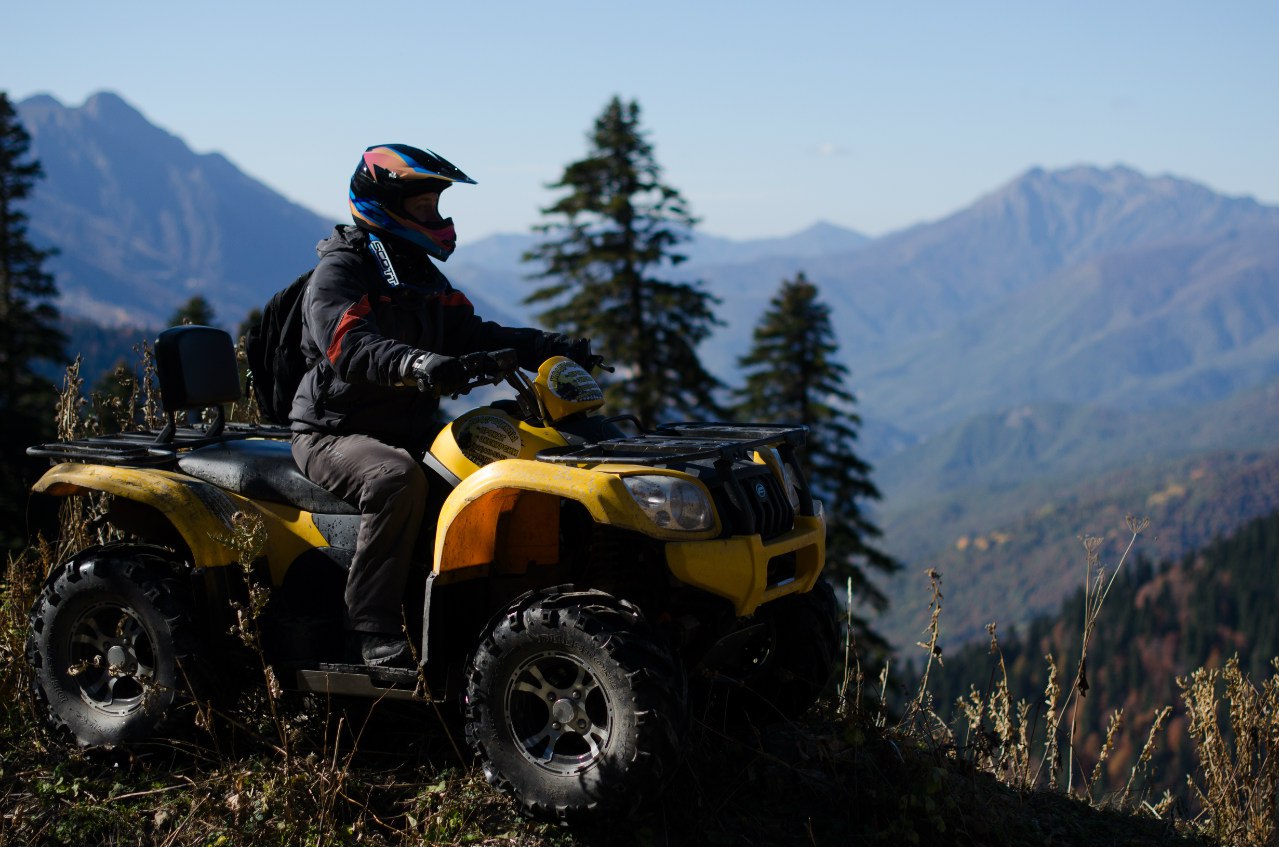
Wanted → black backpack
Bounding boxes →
[244,269,313,425]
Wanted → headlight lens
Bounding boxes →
[761,447,803,510]
[779,458,803,510]
[621,475,714,531]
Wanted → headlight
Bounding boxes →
[621,475,714,531]
[761,447,803,510]
[779,458,803,510]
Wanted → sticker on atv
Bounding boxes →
[456,414,523,466]
[547,360,603,403]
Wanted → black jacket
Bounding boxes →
[290,226,547,451]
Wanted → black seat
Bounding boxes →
[178,440,360,515]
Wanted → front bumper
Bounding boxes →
[664,505,826,617]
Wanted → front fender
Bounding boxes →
[32,463,254,568]
[432,459,719,576]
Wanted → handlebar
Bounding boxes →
[438,348,612,400]
[439,348,522,399]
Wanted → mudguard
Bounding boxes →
[31,463,327,579]
[432,459,721,578]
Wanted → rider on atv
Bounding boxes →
[290,144,591,668]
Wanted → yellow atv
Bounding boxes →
[25,325,835,821]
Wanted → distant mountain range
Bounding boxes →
[17,92,331,328]
[863,227,1279,435]
[16,91,1279,652]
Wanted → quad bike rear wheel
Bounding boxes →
[464,587,686,822]
[26,545,201,746]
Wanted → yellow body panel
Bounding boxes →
[430,408,568,480]
[665,507,826,617]
[533,356,605,422]
[32,463,328,583]
[252,501,331,584]
[433,459,721,576]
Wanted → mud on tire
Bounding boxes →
[25,544,202,746]
[463,586,687,822]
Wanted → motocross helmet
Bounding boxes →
[349,144,476,261]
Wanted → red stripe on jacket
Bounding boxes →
[439,291,471,308]
[327,295,372,365]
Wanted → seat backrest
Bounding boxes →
[154,325,241,441]
[155,325,241,411]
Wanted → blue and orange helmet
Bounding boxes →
[349,144,476,261]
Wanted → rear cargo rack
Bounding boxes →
[27,423,292,467]
[535,422,808,466]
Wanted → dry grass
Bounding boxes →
[1180,656,1279,847]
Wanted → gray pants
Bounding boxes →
[292,431,427,634]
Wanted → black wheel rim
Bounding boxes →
[504,651,612,775]
[66,601,158,716]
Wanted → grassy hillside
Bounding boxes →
[0,541,1230,847]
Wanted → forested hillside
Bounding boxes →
[877,448,1279,650]
[922,510,1279,806]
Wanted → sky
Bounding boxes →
[3,1,1276,242]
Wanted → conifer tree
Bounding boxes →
[525,97,722,427]
[735,272,899,647]
[0,91,65,549]
[168,295,215,327]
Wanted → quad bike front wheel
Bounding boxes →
[26,545,200,746]
[464,587,687,822]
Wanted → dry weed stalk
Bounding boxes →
[1035,515,1151,795]
[1121,706,1172,808]
[89,361,141,433]
[912,568,945,713]
[232,333,262,425]
[953,623,1036,788]
[1179,656,1279,847]
[212,510,291,755]
[838,575,865,718]
[52,357,96,558]
[1043,652,1063,790]
[1089,707,1124,793]
[986,623,1035,788]
[134,339,163,430]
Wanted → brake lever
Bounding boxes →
[585,354,614,374]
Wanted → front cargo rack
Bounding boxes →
[27,423,292,468]
[537,421,816,529]
[535,422,808,467]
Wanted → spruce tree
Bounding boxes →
[0,91,65,549]
[735,272,900,649]
[168,295,215,327]
[525,96,722,427]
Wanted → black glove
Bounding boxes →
[406,352,468,397]
[541,333,593,368]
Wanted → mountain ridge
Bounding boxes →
[858,226,1279,435]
